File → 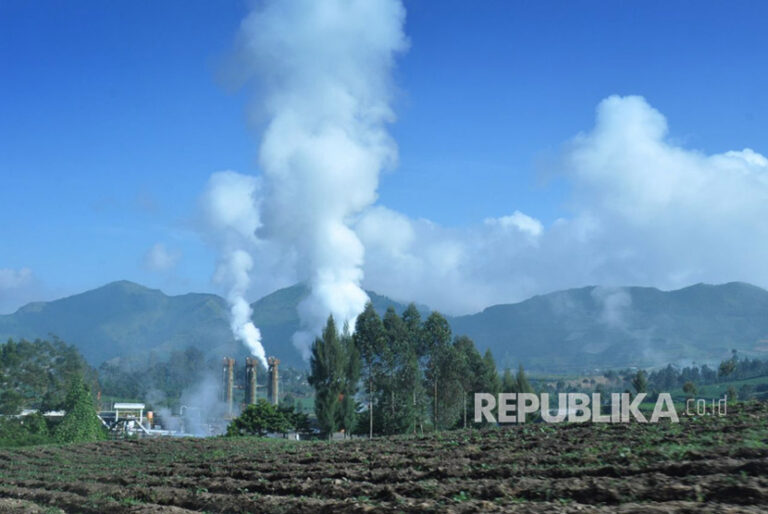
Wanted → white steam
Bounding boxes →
[228,0,408,357]
[201,171,267,368]
[219,249,267,368]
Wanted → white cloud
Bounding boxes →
[143,243,180,272]
[0,267,32,290]
[0,267,36,314]
[202,75,768,334]
[484,211,544,237]
[352,95,768,314]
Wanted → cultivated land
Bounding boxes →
[1,403,767,513]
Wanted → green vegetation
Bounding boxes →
[0,403,766,512]
[450,281,768,372]
[632,370,648,394]
[4,280,768,373]
[0,337,95,415]
[0,338,105,447]
[0,412,52,447]
[539,353,768,409]
[309,303,502,437]
[308,316,359,437]
[0,281,419,369]
[225,399,309,437]
[53,375,107,444]
[98,346,212,408]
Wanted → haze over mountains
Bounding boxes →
[1,281,766,372]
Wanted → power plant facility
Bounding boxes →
[222,355,281,416]
[90,354,287,439]
[268,357,280,405]
[245,357,258,405]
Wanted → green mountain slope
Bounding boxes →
[451,282,768,372]
[0,281,416,368]
[1,280,767,372]
[0,281,236,365]
[249,283,425,364]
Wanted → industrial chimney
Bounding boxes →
[245,357,258,405]
[222,357,235,417]
[268,357,280,406]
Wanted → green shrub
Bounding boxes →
[226,399,291,437]
[53,376,107,444]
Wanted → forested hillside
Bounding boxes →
[2,281,768,373]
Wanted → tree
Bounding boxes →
[54,375,106,444]
[353,303,385,438]
[397,346,424,434]
[227,399,290,437]
[379,307,409,434]
[278,403,311,434]
[516,365,534,394]
[401,304,426,434]
[481,350,502,396]
[339,324,361,437]
[422,312,452,430]
[1,338,94,415]
[719,358,736,379]
[429,338,467,430]
[453,336,483,428]
[631,370,648,395]
[0,389,24,416]
[682,381,697,398]
[501,368,517,393]
[308,316,347,438]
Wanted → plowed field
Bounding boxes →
[1,402,767,513]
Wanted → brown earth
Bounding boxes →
[1,402,767,513]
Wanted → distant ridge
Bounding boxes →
[2,280,767,372]
[451,281,768,371]
[0,281,416,368]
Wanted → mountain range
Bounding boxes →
[1,280,767,372]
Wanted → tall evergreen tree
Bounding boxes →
[308,316,345,438]
[339,323,361,437]
[631,370,648,394]
[481,349,501,395]
[54,375,106,444]
[478,349,501,425]
[501,367,517,393]
[516,364,534,394]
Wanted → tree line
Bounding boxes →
[0,373,106,447]
[307,303,533,437]
[0,337,96,415]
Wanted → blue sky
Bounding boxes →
[1,1,767,314]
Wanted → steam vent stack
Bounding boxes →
[222,357,235,416]
[245,357,258,405]
[268,357,280,406]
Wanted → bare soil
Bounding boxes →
[1,402,767,512]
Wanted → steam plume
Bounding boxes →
[201,171,268,368]
[221,250,267,368]
[233,0,408,356]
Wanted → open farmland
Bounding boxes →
[1,403,767,513]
